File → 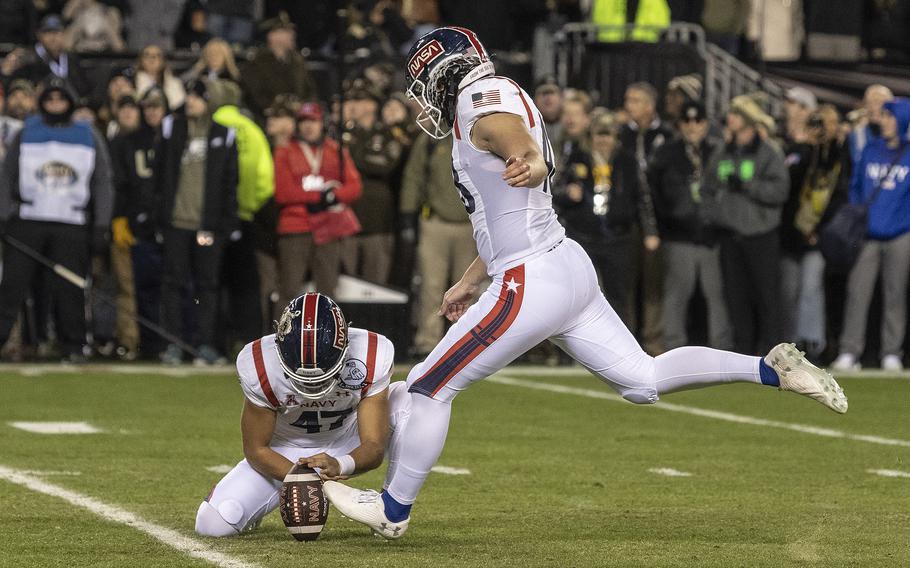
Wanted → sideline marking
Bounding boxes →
[9,421,102,434]
[19,470,83,476]
[431,466,472,475]
[0,466,260,568]
[648,467,692,477]
[206,465,233,474]
[489,375,910,448]
[868,469,910,478]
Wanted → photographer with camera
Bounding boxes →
[780,105,848,360]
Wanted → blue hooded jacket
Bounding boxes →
[849,97,910,240]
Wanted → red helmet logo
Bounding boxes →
[407,39,444,79]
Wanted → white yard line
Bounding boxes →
[489,375,910,448]
[868,469,910,478]
[0,466,260,568]
[648,468,692,477]
[8,421,102,434]
[431,466,472,475]
[18,470,82,476]
[205,465,234,474]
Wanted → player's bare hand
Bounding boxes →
[298,454,349,481]
[437,280,480,322]
[503,156,532,187]
[644,235,661,252]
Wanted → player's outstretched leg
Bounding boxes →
[555,294,848,413]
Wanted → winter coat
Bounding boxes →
[273,137,361,235]
[155,114,239,233]
[212,105,274,222]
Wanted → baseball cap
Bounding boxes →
[667,74,703,101]
[39,14,65,33]
[7,79,35,97]
[296,102,323,121]
[534,76,561,97]
[785,86,818,111]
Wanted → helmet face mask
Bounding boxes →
[274,293,350,400]
[405,27,495,140]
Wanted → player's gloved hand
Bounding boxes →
[502,155,534,187]
[306,189,338,213]
[298,454,349,481]
[727,174,743,193]
[437,279,481,322]
[111,216,136,249]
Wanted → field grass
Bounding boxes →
[1,365,908,567]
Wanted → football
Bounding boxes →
[278,465,329,541]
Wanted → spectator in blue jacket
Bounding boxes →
[832,97,910,372]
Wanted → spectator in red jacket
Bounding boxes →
[273,102,361,305]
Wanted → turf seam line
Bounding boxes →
[489,375,910,448]
[0,466,261,568]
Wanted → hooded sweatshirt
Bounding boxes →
[849,97,910,240]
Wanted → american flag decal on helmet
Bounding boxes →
[472,90,501,108]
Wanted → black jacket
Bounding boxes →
[8,46,92,98]
[155,114,239,233]
[110,124,160,240]
[554,145,646,240]
[648,137,718,245]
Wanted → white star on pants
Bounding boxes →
[505,278,522,293]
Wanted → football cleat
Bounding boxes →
[323,481,409,540]
[766,343,848,414]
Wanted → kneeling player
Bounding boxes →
[195,292,410,537]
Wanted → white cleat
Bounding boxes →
[323,481,410,540]
[766,343,848,414]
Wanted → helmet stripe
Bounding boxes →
[446,26,487,62]
[300,293,319,368]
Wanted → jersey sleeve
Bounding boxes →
[458,78,537,137]
[361,332,394,398]
[236,341,279,410]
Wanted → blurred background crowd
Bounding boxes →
[0,0,909,372]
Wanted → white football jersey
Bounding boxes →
[236,328,394,448]
[451,76,565,276]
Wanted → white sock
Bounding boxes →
[654,346,762,394]
[385,393,451,505]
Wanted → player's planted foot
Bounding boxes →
[766,343,848,414]
[323,481,410,539]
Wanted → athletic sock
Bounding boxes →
[381,491,412,522]
[758,359,781,387]
[385,392,452,505]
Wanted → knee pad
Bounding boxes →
[621,387,659,405]
[194,501,241,537]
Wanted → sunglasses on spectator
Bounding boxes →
[680,117,705,124]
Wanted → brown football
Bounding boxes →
[278,465,329,541]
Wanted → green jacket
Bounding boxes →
[592,0,670,43]
[400,133,469,224]
[212,105,274,222]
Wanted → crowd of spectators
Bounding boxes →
[0,1,908,373]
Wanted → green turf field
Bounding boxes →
[1,366,908,568]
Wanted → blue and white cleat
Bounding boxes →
[323,481,410,539]
[766,343,848,414]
